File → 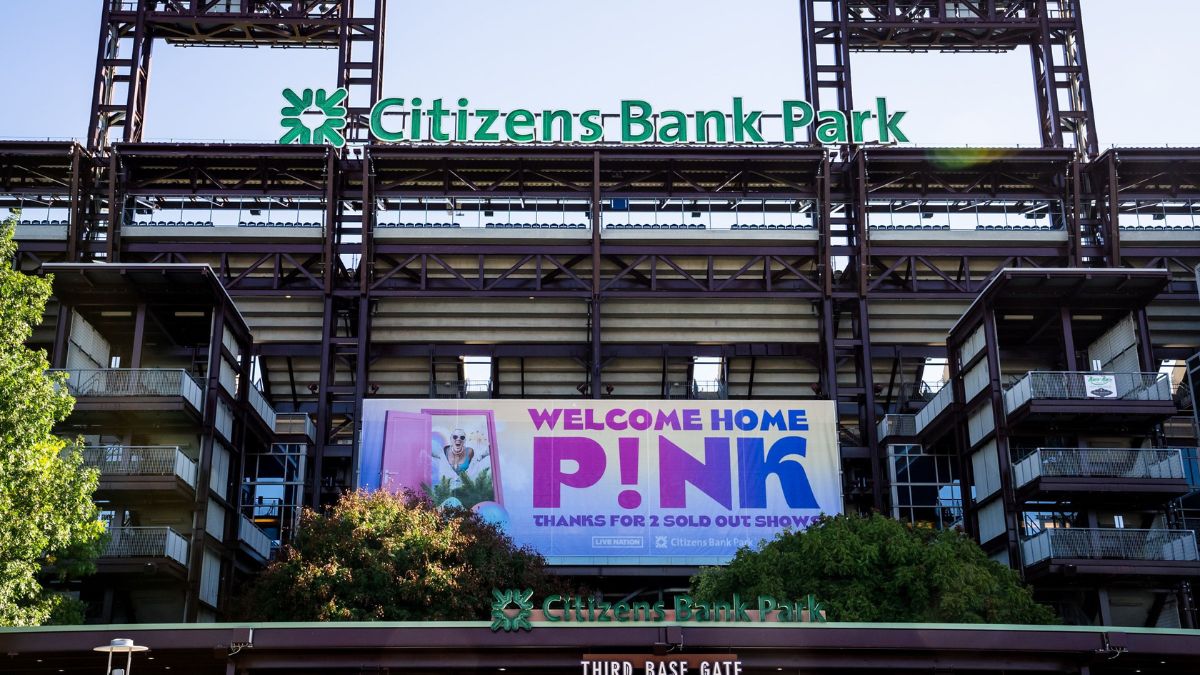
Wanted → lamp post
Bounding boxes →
[93,638,148,675]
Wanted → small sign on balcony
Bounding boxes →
[1085,374,1118,399]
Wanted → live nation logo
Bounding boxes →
[279,87,348,148]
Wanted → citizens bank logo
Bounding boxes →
[279,87,348,148]
[491,588,535,633]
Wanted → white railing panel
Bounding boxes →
[248,385,277,429]
[103,526,190,567]
[877,414,916,439]
[81,445,198,490]
[1003,371,1172,414]
[1020,528,1199,565]
[49,368,205,413]
[239,516,273,561]
[914,384,954,433]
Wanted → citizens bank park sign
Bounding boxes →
[279,88,910,148]
[359,400,840,565]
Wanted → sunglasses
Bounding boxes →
[452,435,465,439]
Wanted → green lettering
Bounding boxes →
[806,594,827,623]
[851,109,874,143]
[695,110,727,143]
[456,98,469,141]
[409,97,423,140]
[782,101,814,143]
[732,97,764,143]
[756,596,776,621]
[632,601,651,621]
[777,601,793,621]
[543,595,563,622]
[733,593,751,622]
[614,601,630,622]
[876,97,908,143]
[579,109,604,142]
[475,109,500,141]
[815,110,848,144]
[658,110,688,143]
[542,109,574,142]
[429,98,451,142]
[506,109,536,142]
[622,100,654,142]
[651,600,666,621]
[369,97,405,142]
[674,595,693,621]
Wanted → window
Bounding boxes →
[889,444,962,529]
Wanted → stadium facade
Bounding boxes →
[3,1,1200,672]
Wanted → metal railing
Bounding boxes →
[275,412,316,440]
[49,368,204,412]
[877,414,916,439]
[1002,371,1172,414]
[81,445,198,489]
[1020,528,1199,566]
[667,380,729,400]
[430,380,493,398]
[248,385,277,429]
[102,527,189,567]
[1012,448,1185,488]
[914,384,955,433]
[238,515,273,561]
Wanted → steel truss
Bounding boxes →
[801,0,1098,155]
[1,0,1193,517]
[9,139,1200,514]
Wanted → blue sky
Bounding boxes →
[0,0,1197,147]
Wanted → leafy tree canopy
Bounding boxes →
[242,489,564,621]
[0,218,104,626]
[691,513,1056,624]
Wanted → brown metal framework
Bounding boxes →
[1,0,1197,602]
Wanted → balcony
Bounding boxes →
[99,526,190,576]
[1001,371,1175,428]
[430,379,493,398]
[1012,448,1190,502]
[238,515,273,562]
[81,445,198,499]
[1020,528,1200,578]
[49,368,205,421]
[877,413,916,440]
[913,383,954,435]
[667,380,728,400]
[275,412,316,441]
[248,385,277,430]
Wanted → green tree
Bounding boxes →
[242,489,564,621]
[691,513,1056,624]
[0,218,104,626]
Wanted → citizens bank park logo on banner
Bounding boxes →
[279,88,910,146]
[358,400,841,564]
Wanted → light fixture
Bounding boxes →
[1002,314,1035,321]
[99,310,133,318]
[93,638,148,675]
[173,311,205,318]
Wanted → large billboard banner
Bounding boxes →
[359,400,840,565]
